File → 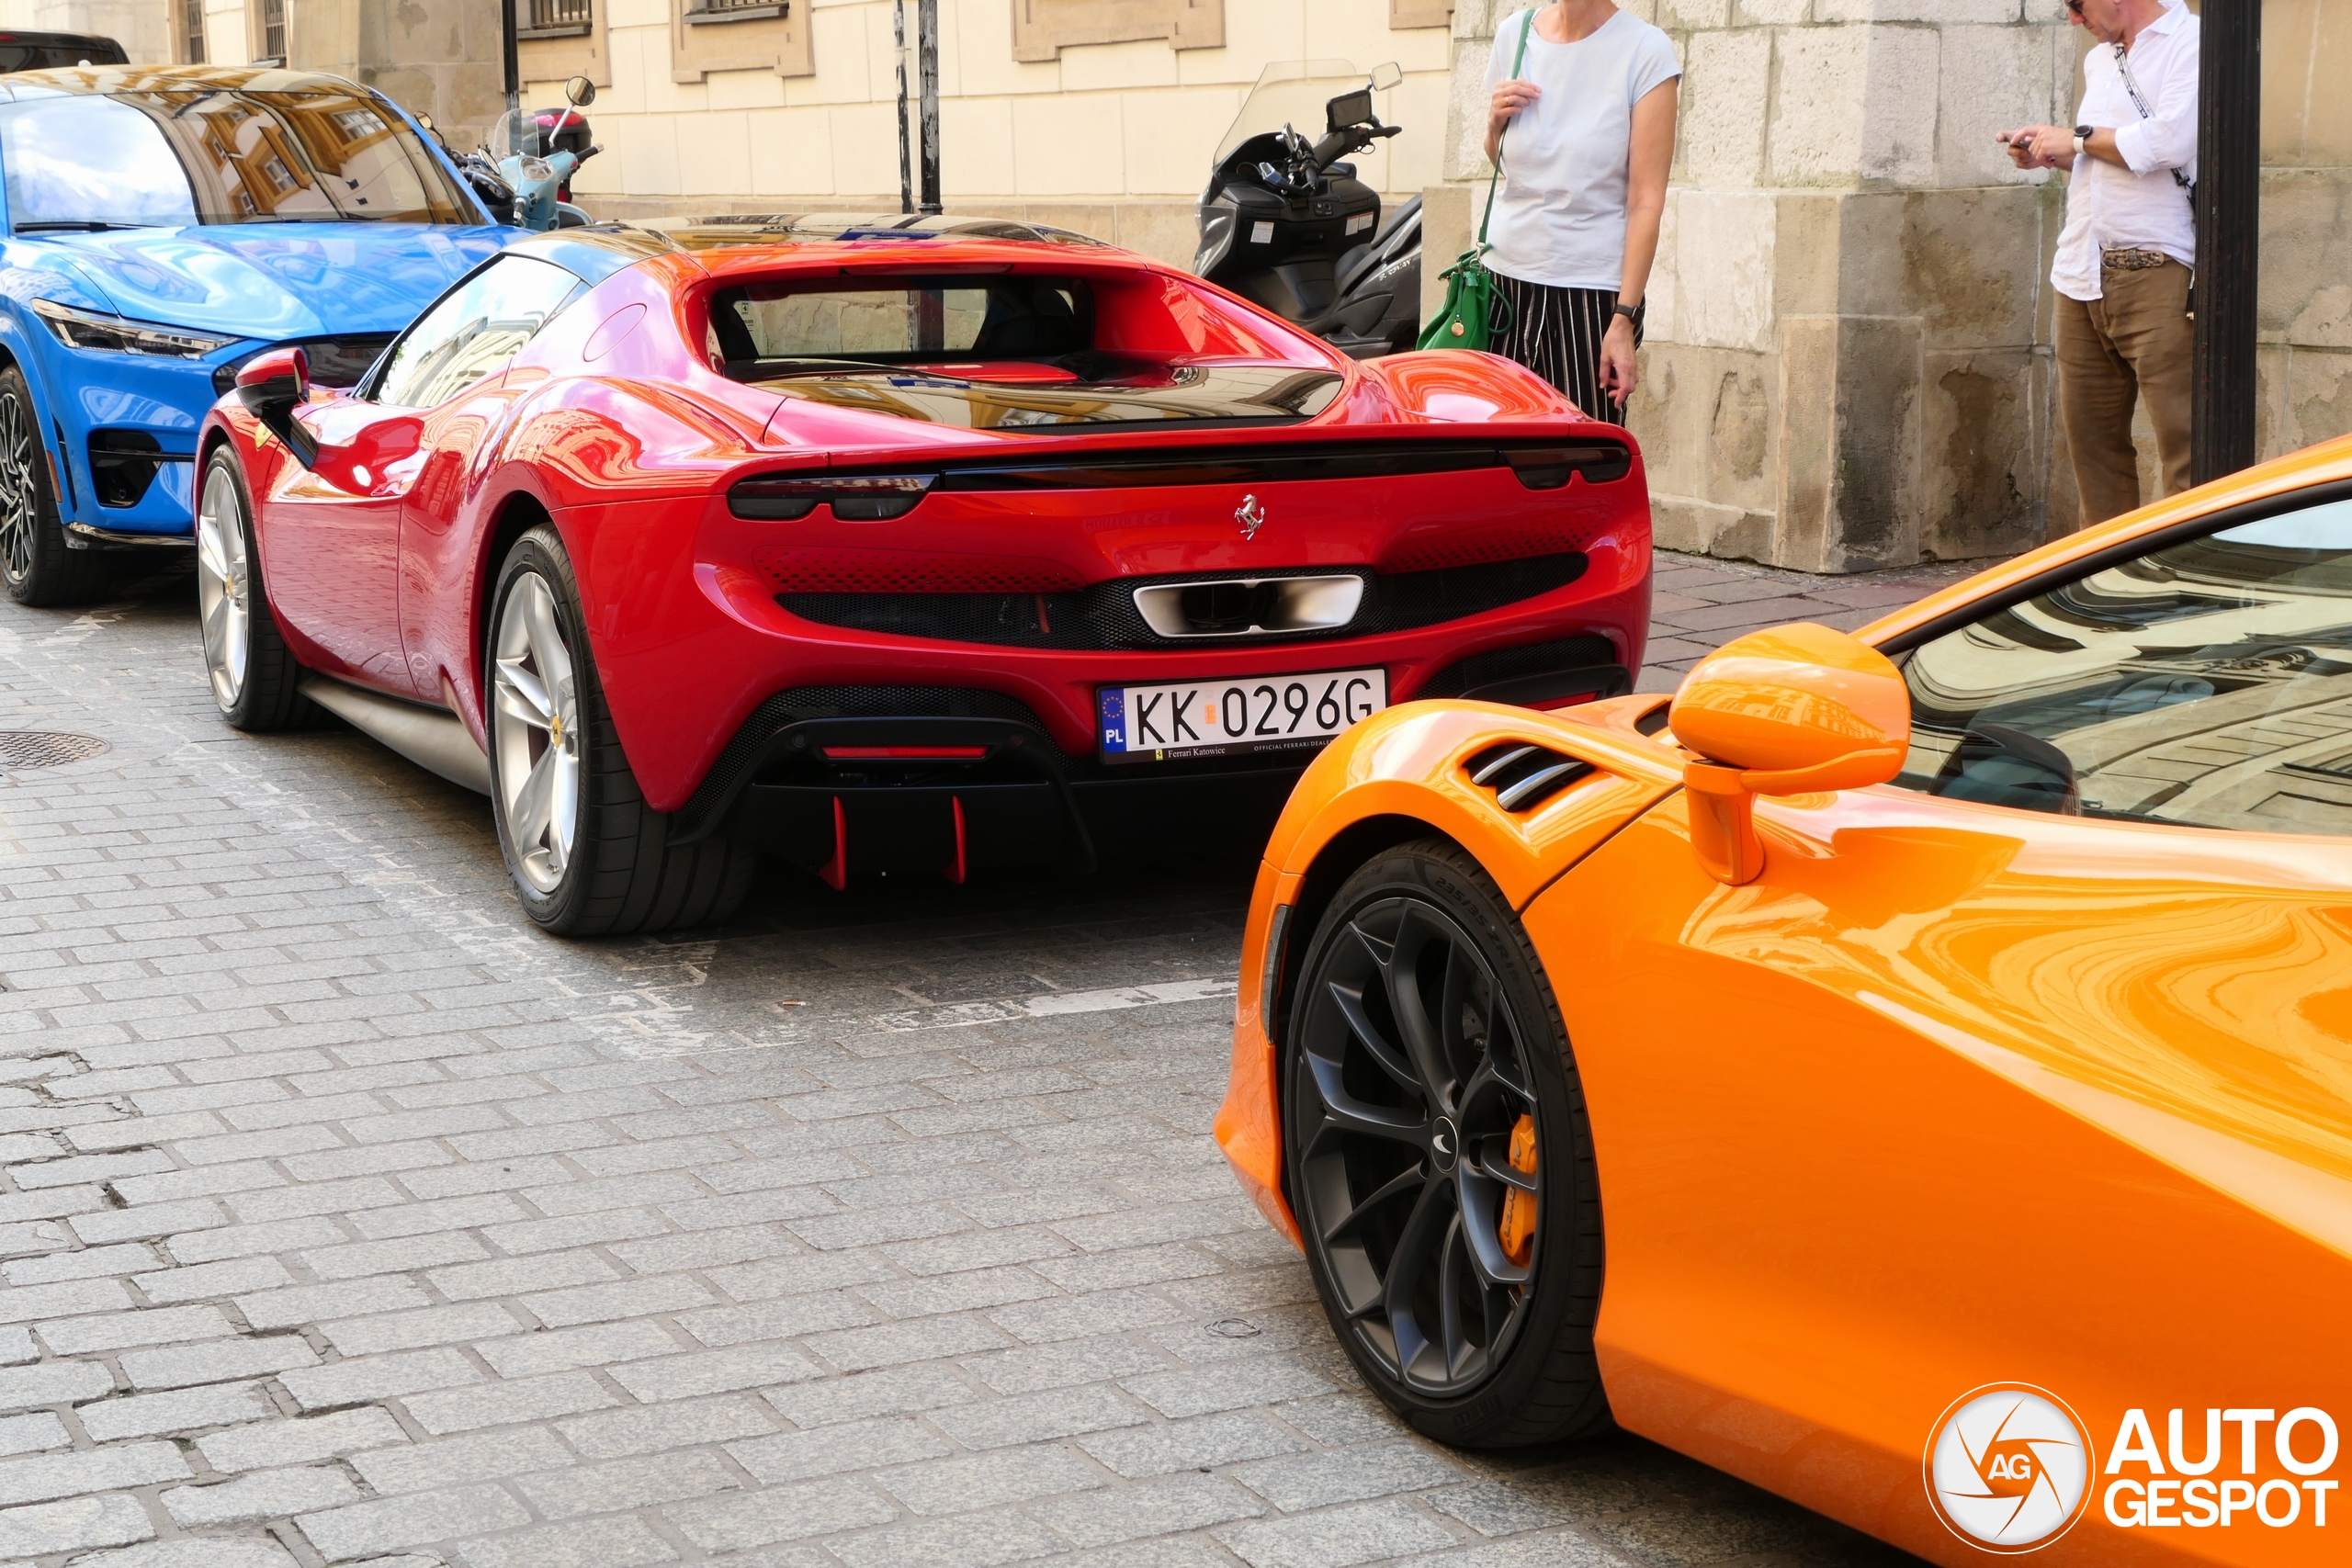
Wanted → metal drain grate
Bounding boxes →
[0,732,108,770]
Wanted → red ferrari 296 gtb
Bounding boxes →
[195,218,1651,933]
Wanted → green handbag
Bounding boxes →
[1419,10,1533,353]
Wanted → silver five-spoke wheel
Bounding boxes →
[492,570,582,895]
[194,461,251,710]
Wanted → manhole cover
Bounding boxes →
[0,732,108,770]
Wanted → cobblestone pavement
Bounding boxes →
[0,549,1982,1568]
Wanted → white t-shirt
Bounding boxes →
[1482,6,1681,292]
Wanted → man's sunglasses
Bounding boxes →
[2066,0,2085,12]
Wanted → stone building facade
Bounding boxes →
[1431,0,2352,571]
[153,0,1461,266]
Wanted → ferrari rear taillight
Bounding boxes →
[730,473,936,521]
[1501,445,1632,490]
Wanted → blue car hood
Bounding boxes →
[32,222,512,342]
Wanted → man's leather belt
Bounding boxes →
[2101,248,2172,271]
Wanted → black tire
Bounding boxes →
[487,525,757,936]
[0,363,109,607]
[1284,839,1610,1448]
[196,447,315,732]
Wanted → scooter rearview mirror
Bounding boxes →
[565,75,595,107]
[1370,62,1403,92]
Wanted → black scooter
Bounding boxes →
[1194,64,1420,360]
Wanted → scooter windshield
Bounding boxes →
[1213,60,1372,164]
[484,107,576,164]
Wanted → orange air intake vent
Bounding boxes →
[753,548,1087,595]
[1376,518,1605,575]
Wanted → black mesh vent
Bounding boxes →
[1416,636,1620,700]
[89,429,168,509]
[777,554,1589,650]
[677,686,1060,836]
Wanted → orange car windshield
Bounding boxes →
[1894,496,2352,835]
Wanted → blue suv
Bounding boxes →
[0,64,510,604]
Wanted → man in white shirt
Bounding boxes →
[2002,0,2199,528]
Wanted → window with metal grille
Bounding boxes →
[180,0,206,62]
[260,0,286,60]
[526,0,593,33]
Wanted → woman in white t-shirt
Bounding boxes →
[1484,2,1679,423]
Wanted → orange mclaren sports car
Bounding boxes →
[1216,442,2352,1566]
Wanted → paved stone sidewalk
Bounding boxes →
[1636,553,1979,694]
[0,552,1970,1568]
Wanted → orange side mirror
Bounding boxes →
[1668,623,1911,885]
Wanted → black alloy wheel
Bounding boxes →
[1286,840,1609,1447]
[0,363,108,607]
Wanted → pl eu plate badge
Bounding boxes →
[1102,688,1131,756]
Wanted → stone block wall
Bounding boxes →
[2256,0,2352,471]
[1436,0,2077,573]
[1435,0,2352,573]
[283,0,507,149]
[0,0,169,59]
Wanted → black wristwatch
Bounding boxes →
[2074,123,2093,155]
[1611,302,1643,323]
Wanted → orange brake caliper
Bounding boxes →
[1498,1113,1538,1266]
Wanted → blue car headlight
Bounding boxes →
[28,298,238,359]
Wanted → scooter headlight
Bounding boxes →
[516,156,554,183]
[30,299,236,359]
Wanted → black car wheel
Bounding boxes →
[0,364,108,607]
[1285,839,1610,1447]
[488,525,758,936]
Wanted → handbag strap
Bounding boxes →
[1476,8,1538,247]
[2112,43,2194,204]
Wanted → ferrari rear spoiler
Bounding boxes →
[729,438,1634,519]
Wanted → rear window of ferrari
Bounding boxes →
[703,272,1344,429]
[708,276,1090,371]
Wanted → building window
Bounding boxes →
[1390,0,1453,26]
[523,0,594,39]
[671,0,810,79]
[259,0,286,62]
[520,0,607,88]
[179,0,206,63]
[1011,0,1223,63]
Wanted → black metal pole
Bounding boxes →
[501,0,521,117]
[2191,0,2259,484]
[895,0,913,215]
[918,0,941,215]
